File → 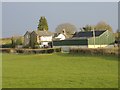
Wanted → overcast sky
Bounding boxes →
[2,2,118,38]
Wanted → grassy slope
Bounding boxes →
[2,53,118,88]
[0,38,11,45]
[0,36,24,45]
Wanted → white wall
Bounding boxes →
[55,34,65,40]
[88,45,108,48]
[53,45,88,52]
[40,36,52,41]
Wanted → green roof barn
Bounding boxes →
[53,30,115,48]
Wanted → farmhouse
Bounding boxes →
[55,33,66,40]
[55,29,68,40]
[53,30,115,48]
[24,31,31,47]
[24,30,54,48]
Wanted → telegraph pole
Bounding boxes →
[93,28,95,48]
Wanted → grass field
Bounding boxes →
[0,38,11,45]
[2,53,118,88]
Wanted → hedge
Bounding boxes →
[0,48,61,54]
[70,48,119,56]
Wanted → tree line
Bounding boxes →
[10,16,119,47]
[37,16,114,34]
[37,16,120,41]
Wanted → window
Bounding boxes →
[26,35,29,39]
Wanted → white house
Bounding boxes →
[55,29,68,40]
[55,33,66,40]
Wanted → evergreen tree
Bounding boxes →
[37,16,49,31]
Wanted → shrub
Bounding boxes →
[70,48,118,56]
[47,49,54,53]
[11,37,23,48]
[2,44,12,48]
[54,48,61,52]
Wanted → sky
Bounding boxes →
[2,2,118,38]
[0,2,2,38]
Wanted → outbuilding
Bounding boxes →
[53,30,115,48]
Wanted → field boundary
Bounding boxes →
[0,47,119,56]
[70,48,119,56]
[0,48,61,54]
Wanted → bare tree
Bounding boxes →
[55,23,77,36]
[95,21,113,32]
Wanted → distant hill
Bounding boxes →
[0,37,12,45]
[0,36,24,45]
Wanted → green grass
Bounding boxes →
[2,53,118,88]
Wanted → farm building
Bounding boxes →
[53,30,115,48]
[53,29,74,40]
[24,30,54,48]
[24,31,31,47]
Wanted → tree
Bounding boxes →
[11,37,16,48]
[16,38,22,45]
[95,21,113,32]
[82,25,94,31]
[55,23,77,36]
[11,37,23,47]
[37,16,49,31]
[114,29,120,41]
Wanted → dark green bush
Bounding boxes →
[70,48,118,56]
[2,44,12,48]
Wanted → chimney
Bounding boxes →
[63,29,66,34]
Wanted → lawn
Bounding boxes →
[2,53,118,88]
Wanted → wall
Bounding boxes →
[24,33,30,46]
[30,32,37,48]
[53,39,88,46]
[53,45,88,52]
[40,36,52,42]
[88,45,107,48]
[88,31,115,46]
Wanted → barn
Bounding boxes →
[53,30,115,48]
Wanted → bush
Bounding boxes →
[16,38,22,45]
[23,45,30,48]
[70,48,118,56]
[2,44,12,48]
[47,49,54,53]
[34,45,40,49]
[11,37,23,47]
[54,48,61,52]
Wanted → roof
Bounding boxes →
[27,31,32,34]
[73,30,106,38]
[24,31,32,36]
[33,30,54,36]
